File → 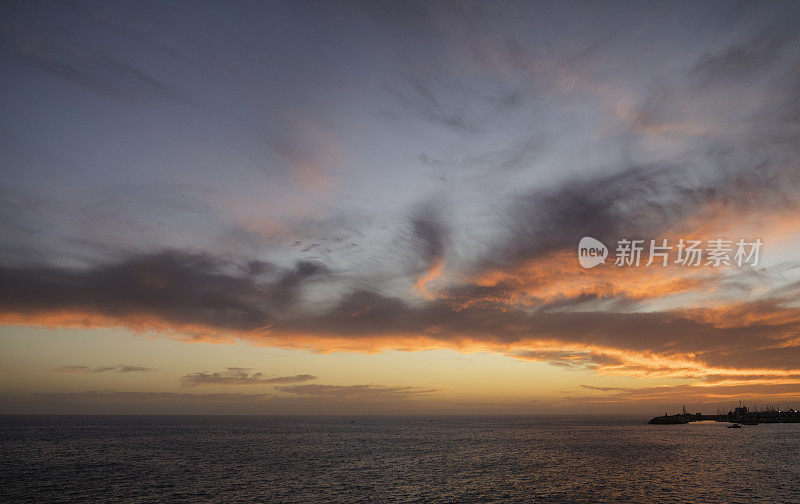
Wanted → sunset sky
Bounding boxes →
[2,0,800,415]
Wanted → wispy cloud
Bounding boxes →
[0,384,442,414]
[179,368,316,387]
[53,364,154,374]
[566,380,800,408]
[275,384,441,400]
[1,1,194,105]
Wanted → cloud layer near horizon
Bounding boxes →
[179,368,316,387]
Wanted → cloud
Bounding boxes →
[418,134,547,181]
[2,0,800,403]
[6,251,800,384]
[3,238,800,393]
[0,390,277,415]
[580,385,628,392]
[275,384,441,400]
[4,384,797,415]
[180,368,316,387]
[1,2,192,105]
[512,350,607,370]
[410,210,448,270]
[385,71,469,131]
[567,380,800,407]
[408,206,449,297]
[53,364,153,374]
[0,384,442,414]
[367,0,540,133]
[0,250,329,338]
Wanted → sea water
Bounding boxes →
[1,415,798,503]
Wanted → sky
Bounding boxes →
[2,0,800,415]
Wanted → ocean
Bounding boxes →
[1,415,798,503]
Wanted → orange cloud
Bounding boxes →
[0,311,236,344]
[457,249,717,309]
[414,258,445,299]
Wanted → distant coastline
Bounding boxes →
[649,405,800,425]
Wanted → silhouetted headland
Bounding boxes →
[649,405,800,425]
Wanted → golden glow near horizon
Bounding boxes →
[0,326,689,409]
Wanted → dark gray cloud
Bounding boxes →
[267,287,800,372]
[180,368,316,387]
[411,212,447,265]
[484,152,798,273]
[0,250,328,333]
[405,205,449,278]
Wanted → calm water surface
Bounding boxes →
[1,415,799,503]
